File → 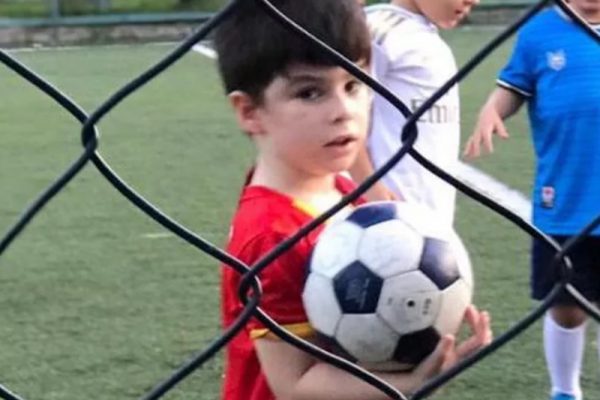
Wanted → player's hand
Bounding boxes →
[363,182,402,202]
[463,107,509,159]
[443,305,492,369]
[412,305,492,383]
[411,334,456,383]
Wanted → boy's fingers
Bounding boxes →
[462,137,474,158]
[438,335,457,371]
[462,138,472,158]
[482,128,495,154]
[463,304,479,333]
[463,135,481,159]
[470,308,492,344]
[477,311,493,344]
[456,308,493,358]
[416,335,455,379]
[496,119,510,139]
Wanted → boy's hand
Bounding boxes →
[363,182,403,202]
[411,305,492,383]
[463,107,509,159]
[412,334,456,382]
[443,305,492,369]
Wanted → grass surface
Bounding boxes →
[0,0,536,18]
[1,29,599,399]
[0,0,225,18]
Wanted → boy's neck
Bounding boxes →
[390,0,420,15]
[250,157,341,211]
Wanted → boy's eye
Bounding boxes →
[345,79,364,94]
[296,87,322,101]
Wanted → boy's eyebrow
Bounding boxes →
[284,61,369,83]
[354,60,369,70]
[283,71,324,83]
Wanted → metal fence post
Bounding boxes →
[49,0,61,19]
[98,0,111,12]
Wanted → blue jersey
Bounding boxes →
[498,7,600,235]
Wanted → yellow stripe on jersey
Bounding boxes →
[292,198,356,223]
[292,199,320,218]
[250,322,316,340]
[368,10,406,45]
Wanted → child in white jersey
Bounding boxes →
[350,0,479,228]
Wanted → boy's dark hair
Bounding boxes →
[214,0,371,101]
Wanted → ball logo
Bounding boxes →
[345,278,369,310]
[547,50,566,71]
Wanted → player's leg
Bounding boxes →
[531,236,595,400]
[544,306,586,400]
[591,238,600,394]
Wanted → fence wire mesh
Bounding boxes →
[1,0,600,399]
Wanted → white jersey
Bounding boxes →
[366,4,460,228]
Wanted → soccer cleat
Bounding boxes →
[550,393,576,400]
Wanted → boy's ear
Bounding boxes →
[228,91,264,135]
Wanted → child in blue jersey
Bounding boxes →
[464,2,600,399]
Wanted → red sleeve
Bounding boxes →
[236,232,314,339]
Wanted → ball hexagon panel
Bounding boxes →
[335,314,399,363]
[393,327,441,366]
[434,279,472,335]
[419,237,460,290]
[358,219,424,279]
[333,261,383,314]
[303,273,342,337]
[377,271,441,334]
[392,201,438,236]
[310,220,363,279]
[346,201,398,228]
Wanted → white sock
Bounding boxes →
[544,313,585,399]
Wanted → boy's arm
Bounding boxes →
[348,145,403,202]
[255,335,450,400]
[255,305,491,400]
[463,86,525,159]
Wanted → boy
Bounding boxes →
[463,2,600,399]
[350,0,479,229]
[216,1,492,399]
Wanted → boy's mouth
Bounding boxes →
[325,135,356,147]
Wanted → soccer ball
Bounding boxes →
[302,201,473,371]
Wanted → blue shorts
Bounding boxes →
[531,235,600,303]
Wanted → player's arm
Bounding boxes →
[255,335,448,400]
[463,86,525,159]
[348,145,402,202]
[255,305,492,400]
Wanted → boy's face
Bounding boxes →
[417,0,479,29]
[234,63,370,178]
[568,0,600,22]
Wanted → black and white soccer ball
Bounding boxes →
[302,201,473,371]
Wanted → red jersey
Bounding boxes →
[221,175,364,400]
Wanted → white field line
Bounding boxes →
[192,42,217,59]
[7,41,176,54]
[193,42,534,222]
[142,232,174,239]
[455,162,531,221]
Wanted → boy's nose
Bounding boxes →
[329,94,355,123]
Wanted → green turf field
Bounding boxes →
[0,0,225,18]
[1,29,599,399]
